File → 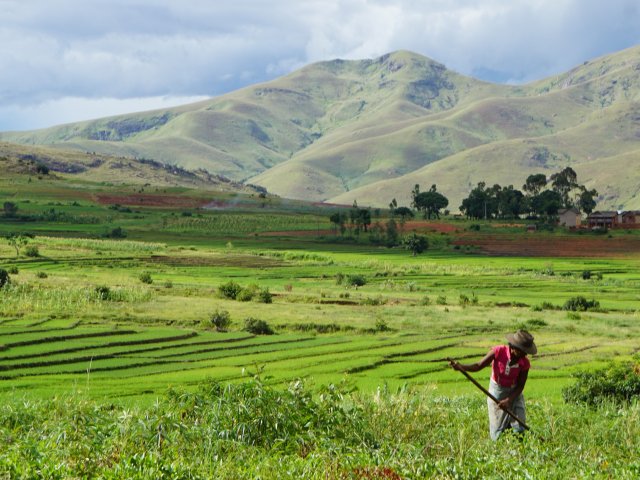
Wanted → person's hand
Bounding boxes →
[498,398,512,410]
[448,358,462,371]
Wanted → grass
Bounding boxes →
[0,180,639,476]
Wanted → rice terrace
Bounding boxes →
[0,160,639,479]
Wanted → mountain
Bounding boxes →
[0,141,258,194]
[2,47,640,210]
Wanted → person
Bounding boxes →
[449,330,537,440]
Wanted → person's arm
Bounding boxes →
[450,349,494,372]
[497,369,528,409]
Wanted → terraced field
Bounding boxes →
[2,310,637,403]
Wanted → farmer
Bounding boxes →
[449,330,537,440]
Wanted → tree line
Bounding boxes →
[459,167,597,220]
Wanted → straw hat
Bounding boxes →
[506,330,537,355]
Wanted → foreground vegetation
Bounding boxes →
[1,375,639,479]
[1,172,639,477]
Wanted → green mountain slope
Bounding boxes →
[2,46,640,209]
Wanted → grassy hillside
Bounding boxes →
[2,47,640,209]
[0,141,260,195]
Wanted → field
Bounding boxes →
[1,184,639,477]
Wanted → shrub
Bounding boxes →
[105,226,127,239]
[7,266,18,275]
[563,296,599,311]
[218,280,242,299]
[36,271,48,279]
[243,317,274,335]
[334,273,345,285]
[24,245,40,257]
[237,284,259,302]
[361,295,386,306]
[581,270,592,280]
[346,274,367,287]
[139,272,153,284]
[95,285,112,300]
[563,358,640,406]
[419,295,431,306]
[208,309,232,332]
[257,288,273,304]
[0,269,9,288]
[375,319,390,332]
[436,295,447,305]
[164,280,173,289]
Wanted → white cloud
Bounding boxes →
[0,95,209,131]
[0,0,639,130]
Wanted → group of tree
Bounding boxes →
[329,201,372,236]
[459,167,598,220]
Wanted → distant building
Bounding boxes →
[621,211,640,225]
[558,208,581,228]
[587,211,619,229]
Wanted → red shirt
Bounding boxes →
[491,345,530,387]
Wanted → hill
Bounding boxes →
[2,47,640,209]
[0,141,259,194]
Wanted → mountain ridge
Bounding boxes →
[2,46,640,209]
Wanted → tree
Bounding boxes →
[413,185,449,219]
[410,184,421,209]
[550,167,578,208]
[532,189,562,217]
[385,217,399,246]
[402,232,428,256]
[329,212,347,235]
[3,202,18,218]
[6,233,33,256]
[578,188,598,215]
[460,182,490,220]
[523,174,547,196]
[496,185,526,219]
[393,206,414,232]
[388,198,398,216]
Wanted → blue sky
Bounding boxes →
[1,0,639,131]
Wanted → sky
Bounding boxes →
[1,0,639,132]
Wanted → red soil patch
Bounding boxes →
[453,234,640,257]
[95,193,207,208]
[402,221,458,233]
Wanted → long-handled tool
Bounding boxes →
[447,357,531,432]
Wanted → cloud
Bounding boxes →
[1,0,639,130]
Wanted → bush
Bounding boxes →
[563,296,599,311]
[436,295,447,305]
[563,358,640,406]
[0,269,9,288]
[257,288,273,304]
[244,317,274,335]
[8,266,18,275]
[218,280,242,299]
[208,309,232,332]
[334,273,345,285]
[95,285,112,300]
[581,270,591,280]
[346,274,367,287]
[139,272,153,284]
[375,319,390,332]
[24,245,40,257]
[237,284,259,302]
[419,295,431,306]
[105,226,127,239]
[36,271,48,279]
